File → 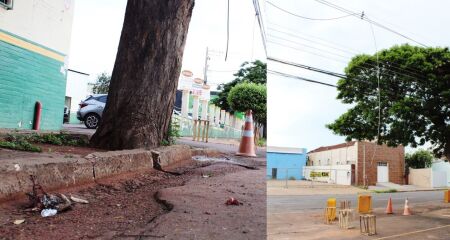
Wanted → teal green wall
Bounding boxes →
[0,38,66,130]
[69,113,81,124]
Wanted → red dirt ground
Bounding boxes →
[33,143,104,157]
[0,157,266,240]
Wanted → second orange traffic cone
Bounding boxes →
[385,197,393,214]
[236,110,257,157]
[403,198,412,215]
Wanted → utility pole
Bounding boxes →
[203,47,209,84]
[363,143,366,187]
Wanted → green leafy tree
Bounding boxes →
[92,72,111,94]
[405,149,434,169]
[212,60,266,111]
[227,82,266,137]
[327,44,450,160]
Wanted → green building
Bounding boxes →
[0,0,74,130]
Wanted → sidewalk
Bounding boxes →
[370,182,448,192]
[267,180,370,196]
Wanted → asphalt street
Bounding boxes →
[268,190,444,214]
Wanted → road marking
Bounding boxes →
[375,224,450,239]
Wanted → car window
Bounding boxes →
[97,96,107,103]
[84,96,93,101]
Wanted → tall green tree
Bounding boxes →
[327,44,450,160]
[212,60,266,111]
[405,149,434,169]
[227,82,266,138]
[227,82,266,125]
[92,72,111,94]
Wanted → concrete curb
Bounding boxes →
[0,145,192,201]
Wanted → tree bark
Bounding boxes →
[90,0,195,150]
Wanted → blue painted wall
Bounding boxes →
[267,152,307,180]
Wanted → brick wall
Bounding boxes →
[356,141,405,185]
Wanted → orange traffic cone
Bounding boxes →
[236,110,257,157]
[385,197,393,214]
[403,198,412,215]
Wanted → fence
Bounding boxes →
[172,114,242,139]
[303,165,352,185]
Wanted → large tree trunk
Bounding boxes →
[90,0,195,150]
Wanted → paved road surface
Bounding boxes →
[268,191,444,214]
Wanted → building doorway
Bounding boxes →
[272,168,277,179]
[377,162,389,183]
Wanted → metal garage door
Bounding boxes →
[377,162,389,183]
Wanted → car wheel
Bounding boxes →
[84,113,100,129]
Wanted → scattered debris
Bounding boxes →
[14,164,21,171]
[41,209,57,218]
[25,175,74,216]
[70,195,89,204]
[202,173,213,178]
[225,197,241,206]
[13,219,25,225]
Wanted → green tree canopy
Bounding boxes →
[227,82,266,125]
[212,60,266,112]
[327,44,450,159]
[406,149,434,169]
[92,72,111,94]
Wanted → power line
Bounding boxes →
[267,24,425,78]
[267,37,420,82]
[266,1,355,21]
[314,0,428,47]
[251,13,257,60]
[267,32,428,82]
[268,40,350,64]
[253,0,268,56]
[225,0,230,61]
[268,57,347,79]
[269,70,337,87]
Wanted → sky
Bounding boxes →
[265,0,450,152]
[68,0,265,90]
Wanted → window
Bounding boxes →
[377,162,388,166]
[97,95,107,103]
[0,0,13,10]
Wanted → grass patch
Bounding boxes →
[373,188,398,193]
[27,133,89,146]
[0,132,89,152]
[356,185,369,190]
[161,120,181,146]
[257,138,266,147]
[0,139,41,152]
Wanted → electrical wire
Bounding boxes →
[253,0,268,56]
[266,1,356,21]
[268,57,347,79]
[267,33,428,83]
[225,0,230,61]
[267,23,426,78]
[369,21,382,167]
[251,13,257,60]
[268,70,337,87]
[314,0,428,47]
